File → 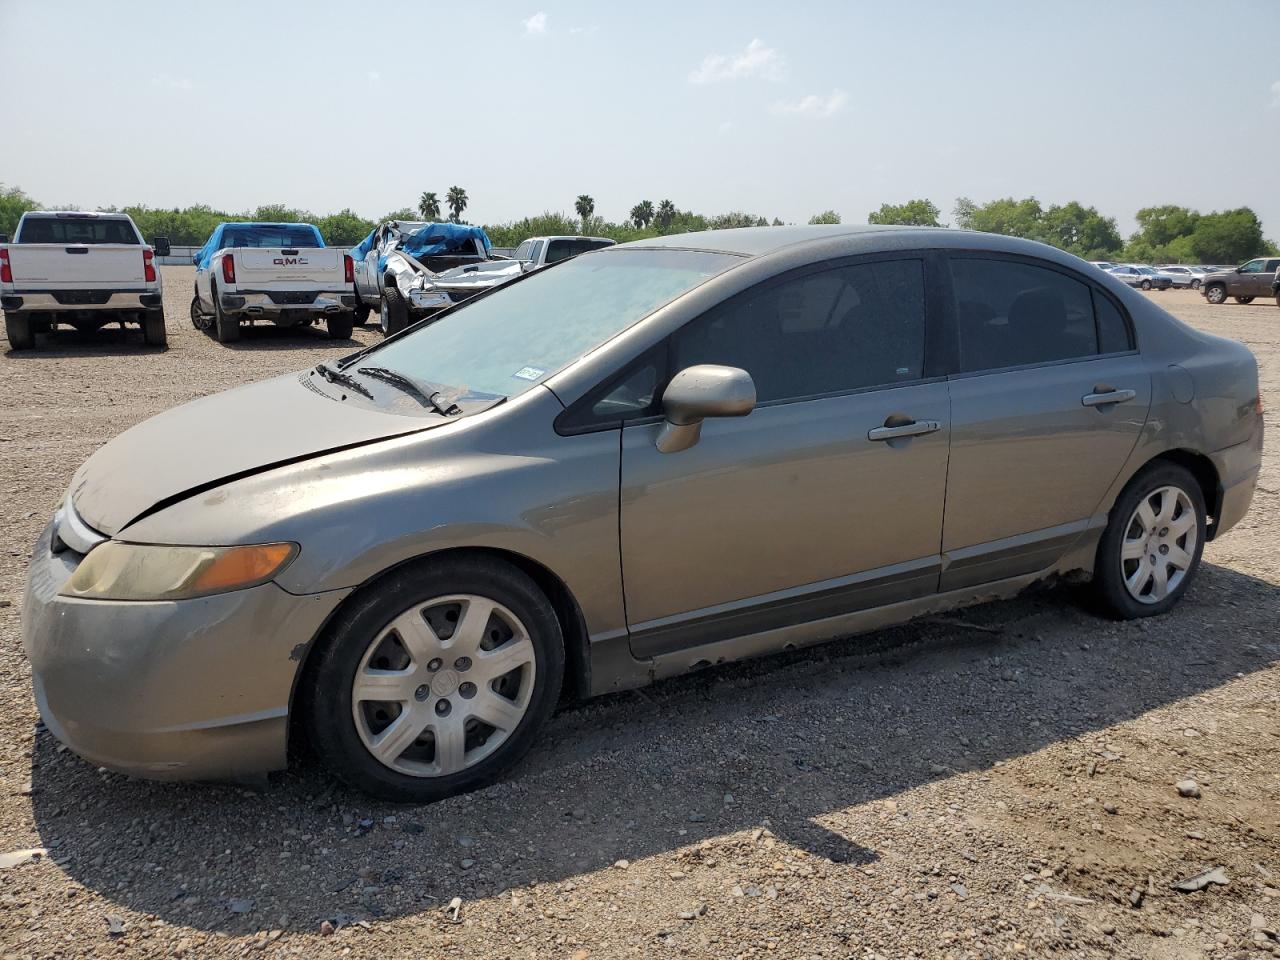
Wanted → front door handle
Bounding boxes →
[868,419,941,441]
[1082,388,1136,407]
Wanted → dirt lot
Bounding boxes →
[0,271,1277,959]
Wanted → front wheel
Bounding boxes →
[1140,279,1152,290]
[142,309,167,347]
[381,285,410,336]
[4,313,34,351]
[1092,462,1205,619]
[1204,284,1227,304]
[1234,296,1254,304]
[303,556,565,802]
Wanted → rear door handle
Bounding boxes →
[868,419,941,441]
[1082,388,1136,407]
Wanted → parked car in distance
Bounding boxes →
[190,222,356,342]
[1198,257,1280,305]
[349,221,493,335]
[1,211,169,350]
[1107,264,1173,290]
[1089,260,1117,272]
[1157,265,1205,290]
[511,235,616,268]
[22,225,1262,801]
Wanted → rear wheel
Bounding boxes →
[4,313,34,351]
[142,309,167,347]
[1204,283,1226,304]
[1190,279,1201,290]
[1092,462,1205,620]
[1234,296,1254,304]
[211,280,241,343]
[303,555,565,802]
[326,311,354,340]
[353,298,371,326]
[382,284,409,336]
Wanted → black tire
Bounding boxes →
[4,313,34,350]
[303,555,565,802]
[1204,283,1226,304]
[1234,296,1254,304]
[382,283,409,336]
[211,279,241,343]
[1140,279,1152,290]
[352,294,371,327]
[1190,279,1200,290]
[1092,462,1206,620]
[326,311,354,340]
[142,309,167,347]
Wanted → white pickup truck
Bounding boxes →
[351,224,615,335]
[1,211,169,350]
[190,222,355,343]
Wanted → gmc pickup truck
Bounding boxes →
[1,211,169,351]
[190,222,356,343]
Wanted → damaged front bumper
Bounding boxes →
[22,520,350,781]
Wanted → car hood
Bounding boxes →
[69,371,447,536]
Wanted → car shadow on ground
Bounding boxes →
[27,561,1280,934]
[3,325,166,357]
[197,324,363,351]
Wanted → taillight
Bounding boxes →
[343,254,354,284]
[221,255,235,284]
[0,249,10,284]
[143,249,156,283]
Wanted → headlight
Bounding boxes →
[59,542,298,601]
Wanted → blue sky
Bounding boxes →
[2,0,1278,237]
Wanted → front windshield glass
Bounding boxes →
[354,249,742,400]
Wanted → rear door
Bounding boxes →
[939,254,1150,590]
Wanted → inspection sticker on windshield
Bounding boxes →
[512,366,546,382]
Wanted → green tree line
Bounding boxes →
[3,182,1274,263]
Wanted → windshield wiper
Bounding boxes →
[354,366,463,416]
[314,361,373,399]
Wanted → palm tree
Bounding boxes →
[575,194,595,232]
[418,191,440,220]
[446,186,468,223]
[655,199,676,232]
[630,200,654,229]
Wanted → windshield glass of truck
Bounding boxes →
[221,226,321,249]
[355,249,742,400]
[18,218,139,244]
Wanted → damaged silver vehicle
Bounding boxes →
[23,226,1262,802]
[349,221,499,335]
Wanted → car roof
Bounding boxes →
[532,236,615,243]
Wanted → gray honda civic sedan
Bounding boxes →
[23,226,1262,801]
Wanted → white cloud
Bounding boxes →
[1271,80,1280,107]
[149,73,191,92]
[523,11,548,35]
[770,89,848,119]
[689,38,785,84]
[367,70,381,83]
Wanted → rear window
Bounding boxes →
[17,217,139,245]
[221,226,322,249]
[545,238,614,264]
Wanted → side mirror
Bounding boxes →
[656,364,756,454]
[152,236,171,257]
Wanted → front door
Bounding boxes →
[939,254,1151,589]
[618,256,951,658]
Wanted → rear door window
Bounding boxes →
[949,258,1114,372]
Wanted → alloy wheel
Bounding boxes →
[1206,285,1225,304]
[351,594,536,777]
[1120,485,1198,604]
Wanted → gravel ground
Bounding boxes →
[0,272,1277,959]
